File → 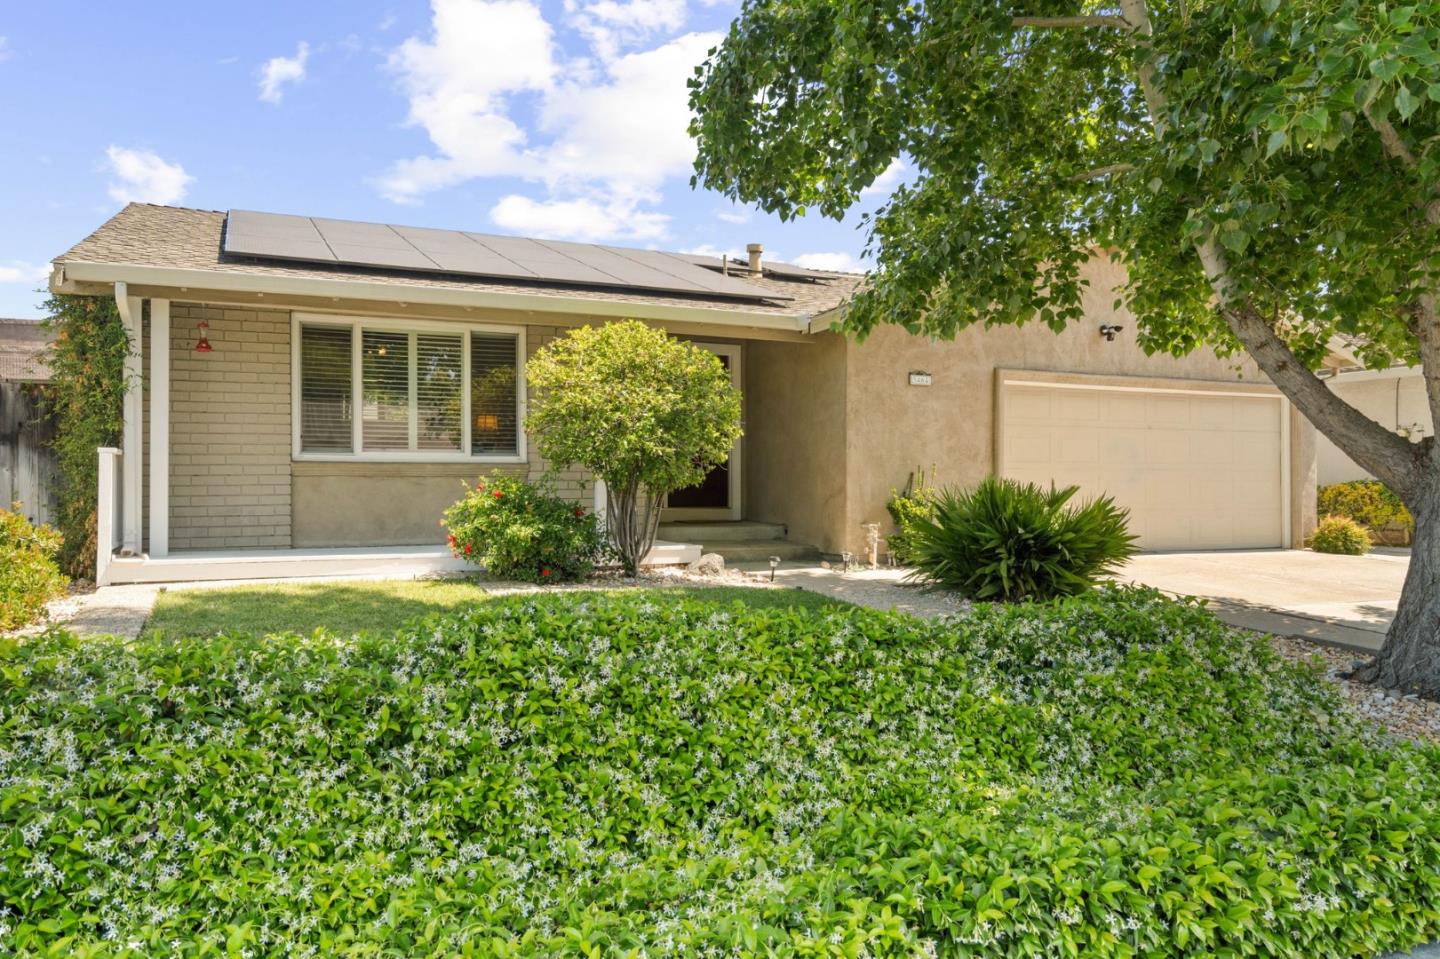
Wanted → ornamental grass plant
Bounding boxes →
[2,589,1438,955]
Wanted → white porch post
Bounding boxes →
[95,447,121,586]
[593,478,607,529]
[148,299,170,557]
[115,284,144,555]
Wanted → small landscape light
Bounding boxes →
[767,555,781,582]
[839,550,853,573]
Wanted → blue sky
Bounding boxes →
[0,0,899,319]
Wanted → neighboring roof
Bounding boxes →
[54,204,863,324]
[0,318,51,383]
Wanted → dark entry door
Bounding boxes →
[663,347,738,518]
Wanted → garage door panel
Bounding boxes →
[1001,380,1285,550]
[1146,395,1194,428]
[1145,431,1192,467]
[1100,393,1148,425]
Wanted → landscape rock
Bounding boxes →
[687,553,726,576]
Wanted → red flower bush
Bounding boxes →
[443,473,606,584]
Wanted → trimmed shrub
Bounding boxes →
[1318,480,1413,543]
[907,475,1138,600]
[2,589,1439,955]
[526,321,743,575]
[885,466,936,564]
[443,473,605,583]
[0,503,67,630]
[1310,514,1372,555]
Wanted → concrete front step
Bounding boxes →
[659,520,787,543]
[695,539,820,563]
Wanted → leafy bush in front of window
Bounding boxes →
[1318,480,1413,542]
[885,466,936,565]
[0,502,67,630]
[443,472,605,582]
[906,475,1138,600]
[4,589,1440,956]
[1310,514,1372,555]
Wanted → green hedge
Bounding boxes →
[1318,480,1414,543]
[0,504,67,630]
[3,590,1439,956]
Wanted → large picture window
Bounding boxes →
[294,316,523,460]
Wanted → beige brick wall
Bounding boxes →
[523,324,591,501]
[168,304,292,550]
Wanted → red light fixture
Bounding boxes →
[194,320,213,353]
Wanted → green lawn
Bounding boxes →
[142,578,848,639]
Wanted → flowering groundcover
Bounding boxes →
[2,588,1438,956]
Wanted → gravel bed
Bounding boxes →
[1269,636,1440,744]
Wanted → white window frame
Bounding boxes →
[291,313,527,464]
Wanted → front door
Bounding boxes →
[663,343,741,521]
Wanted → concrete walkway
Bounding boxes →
[60,584,161,640]
[1117,549,1408,652]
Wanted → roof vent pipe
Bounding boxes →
[746,243,763,275]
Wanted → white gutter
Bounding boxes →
[57,261,814,333]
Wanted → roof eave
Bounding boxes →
[52,260,815,333]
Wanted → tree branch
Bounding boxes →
[1365,107,1420,169]
[1071,163,1136,182]
[1111,0,1427,497]
[1117,0,1167,136]
[1011,15,1131,30]
[1193,236,1427,498]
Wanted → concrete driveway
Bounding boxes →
[1117,549,1409,651]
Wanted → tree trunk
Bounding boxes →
[1354,485,1440,695]
[604,477,662,577]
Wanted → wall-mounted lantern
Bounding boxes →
[193,320,213,353]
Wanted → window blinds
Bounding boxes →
[471,333,519,454]
[298,326,353,452]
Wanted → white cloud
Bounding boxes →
[792,252,867,273]
[0,261,49,284]
[565,0,686,61]
[380,0,719,242]
[258,42,310,103]
[491,194,669,242]
[104,146,193,205]
[861,157,907,198]
[681,243,738,260]
[0,37,11,62]
[536,32,716,199]
[716,209,750,225]
[377,0,557,200]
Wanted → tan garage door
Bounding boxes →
[1000,378,1287,550]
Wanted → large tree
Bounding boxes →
[691,0,1440,694]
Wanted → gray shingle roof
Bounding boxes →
[56,204,862,320]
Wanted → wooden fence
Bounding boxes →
[0,381,59,526]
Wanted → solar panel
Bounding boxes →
[221,210,791,302]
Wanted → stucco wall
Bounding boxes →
[833,256,1317,555]
[168,304,292,550]
[1316,373,1431,486]
[743,335,848,550]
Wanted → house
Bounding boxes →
[1,318,58,525]
[1314,360,1431,487]
[0,317,51,384]
[51,204,1318,584]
